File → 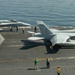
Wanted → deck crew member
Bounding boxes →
[46,57,50,68]
[34,58,38,70]
[57,66,61,75]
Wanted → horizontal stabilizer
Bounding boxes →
[28,31,35,34]
[28,37,44,41]
[28,31,42,36]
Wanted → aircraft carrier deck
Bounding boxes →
[0,27,75,75]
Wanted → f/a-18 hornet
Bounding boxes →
[28,21,75,49]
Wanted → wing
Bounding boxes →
[50,33,69,46]
[67,33,75,37]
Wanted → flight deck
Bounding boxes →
[0,27,75,75]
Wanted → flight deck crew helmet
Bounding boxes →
[58,66,60,68]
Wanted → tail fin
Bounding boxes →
[37,21,53,39]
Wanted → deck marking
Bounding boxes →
[0,56,75,63]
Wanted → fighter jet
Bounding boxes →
[28,21,75,49]
[0,20,31,27]
[0,20,31,31]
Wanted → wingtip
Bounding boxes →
[0,34,4,45]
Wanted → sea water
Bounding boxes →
[0,0,75,26]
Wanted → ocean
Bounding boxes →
[0,0,75,26]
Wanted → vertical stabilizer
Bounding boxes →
[37,21,53,39]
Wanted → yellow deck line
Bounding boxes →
[0,58,53,63]
[0,56,75,63]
